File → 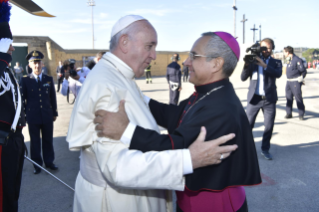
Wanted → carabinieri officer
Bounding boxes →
[20,51,59,174]
[0,5,26,210]
[283,46,307,120]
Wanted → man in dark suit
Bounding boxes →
[166,53,182,105]
[56,60,64,92]
[241,38,282,160]
[20,51,59,174]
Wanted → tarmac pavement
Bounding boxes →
[18,68,319,212]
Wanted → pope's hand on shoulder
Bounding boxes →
[189,127,238,169]
[94,100,129,140]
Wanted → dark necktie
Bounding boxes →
[37,76,40,86]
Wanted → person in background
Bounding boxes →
[41,61,48,75]
[20,51,58,175]
[13,61,24,82]
[166,53,182,105]
[56,60,64,92]
[182,61,189,82]
[283,46,307,120]
[145,64,152,84]
[241,38,282,160]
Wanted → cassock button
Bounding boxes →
[40,100,42,102]
[39,94,41,96]
[39,88,41,91]
[40,106,42,108]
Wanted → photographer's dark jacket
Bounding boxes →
[241,57,282,103]
[20,73,58,124]
[0,52,26,131]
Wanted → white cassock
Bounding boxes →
[67,52,187,212]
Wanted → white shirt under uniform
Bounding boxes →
[67,52,192,212]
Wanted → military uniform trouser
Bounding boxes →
[0,128,25,212]
[28,122,55,169]
[285,81,305,116]
[169,89,180,105]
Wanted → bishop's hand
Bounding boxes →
[94,100,129,140]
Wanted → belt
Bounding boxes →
[80,147,108,188]
[255,94,266,100]
[287,78,299,82]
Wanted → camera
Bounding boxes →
[63,59,77,77]
[243,42,268,63]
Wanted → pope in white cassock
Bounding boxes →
[67,15,237,212]
[67,15,188,212]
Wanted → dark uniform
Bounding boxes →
[285,54,307,119]
[166,61,181,105]
[20,51,58,174]
[0,22,26,211]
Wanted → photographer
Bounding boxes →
[61,59,93,98]
[241,38,282,160]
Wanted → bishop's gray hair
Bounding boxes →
[201,32,238,77]
[109,22,141,52]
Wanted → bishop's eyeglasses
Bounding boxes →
[189,52,215,61]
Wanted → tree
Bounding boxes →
[302,49,319,62]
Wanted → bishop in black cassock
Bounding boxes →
[94,31,262,212]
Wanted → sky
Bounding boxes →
[9,0,319,53]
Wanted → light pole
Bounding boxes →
[240,14,248,44]
[232,0,238,37]
[251,24,258,43]
[88,0,95,49]
[259,25,261,41]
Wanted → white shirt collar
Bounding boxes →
[32,72,43,81]
[103,52,135,79]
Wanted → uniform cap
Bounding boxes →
[26,51,44,62]
[214,32,240,60]
[111,15,146,38]
[0,0,12,52]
